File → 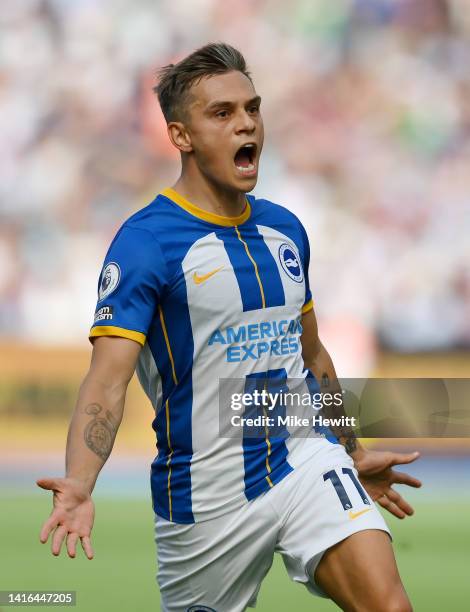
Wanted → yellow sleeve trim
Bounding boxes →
[89,325,146,347]
[301,299,314,315]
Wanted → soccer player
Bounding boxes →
[37,43,421,611]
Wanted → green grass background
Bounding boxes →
[1,495,469,611]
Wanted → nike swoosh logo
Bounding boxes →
[193,266,224,285]
[348,508,372,520]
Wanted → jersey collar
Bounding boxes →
[161,187,251,227]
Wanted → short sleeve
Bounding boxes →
[89,225,168,346]
[299,221,314,315]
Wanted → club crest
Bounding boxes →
[279,243,303,283]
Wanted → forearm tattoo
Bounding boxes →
[84,403,118,461]
[321,372,330,388]
[320,371,357,455]
[343,436,357,455]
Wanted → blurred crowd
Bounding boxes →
[1,0,469,360]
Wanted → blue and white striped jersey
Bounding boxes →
[90,187,338,523]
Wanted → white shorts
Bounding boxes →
[155,449,390,612]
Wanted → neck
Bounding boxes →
[172,165,247,218]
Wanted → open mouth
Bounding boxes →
[234,143,257,175]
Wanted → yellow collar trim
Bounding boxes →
[161,187,251,227]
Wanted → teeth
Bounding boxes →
[236,163,255,172]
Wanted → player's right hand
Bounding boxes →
[36,477,95,560]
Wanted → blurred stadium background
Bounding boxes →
[1,0,469,610]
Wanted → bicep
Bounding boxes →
[88,336,141,389]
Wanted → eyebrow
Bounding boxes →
[205,95,262,113]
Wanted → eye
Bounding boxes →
[216,109,229,118]
[248,105,260,114]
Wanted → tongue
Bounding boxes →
[235,148,251,168]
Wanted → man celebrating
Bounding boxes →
[38,43,420,611]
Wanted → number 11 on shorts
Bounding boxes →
[323,468,370,510]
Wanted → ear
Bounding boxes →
[167,122,193,153]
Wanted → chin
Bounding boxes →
[231,175,258,193]
[243,178,258,192]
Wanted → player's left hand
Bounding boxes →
[353,450,422,519]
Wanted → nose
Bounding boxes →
[235,108,256,134]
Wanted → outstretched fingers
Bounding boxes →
[389,451,420,467]
[80,535,94,560]
[36,477,64,491]
[51,525,68,556]
[392,470,422,488]
[386,487,414,516]
[40,513,60,544]
[376,493,406,519]
[66,532,79,558]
